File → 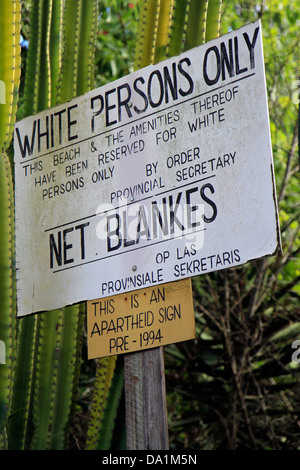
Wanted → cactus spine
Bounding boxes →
[205,0,222,42]
[93,358,125,450]
[86,356,117,450]
[134,0,160,69]
[57,0,98,103]
[136,0,223,67]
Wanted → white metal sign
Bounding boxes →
[14,20,280,316]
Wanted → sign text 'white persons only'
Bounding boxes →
[14,21,281,316]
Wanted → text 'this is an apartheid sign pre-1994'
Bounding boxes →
[14,20,280,317]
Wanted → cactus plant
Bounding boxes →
[0,152,15,448]
[6,0,99,450]
[57,0,98,102]
[0,0,21,448]
[0,0,21,151]
[86,355,118,450]
[94,359,125,450]
[135,0,223,70]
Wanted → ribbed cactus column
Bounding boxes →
[0,152,15,448]
[7,0,99,450]
[0,0,21,448]
[0,0,21,151]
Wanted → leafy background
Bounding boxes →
[17,0,299,450]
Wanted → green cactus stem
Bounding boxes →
[134,0,160,69]
[57,0,98,103]
[0,0,21,151]
[30,310,63,449]
[50,0,63,106]
[29,306,84,449]
[47,305,85,449]
[94,358,125,450]
[76,0,99,96]
[0,0,21,448]
[7,315,37,449]
[8,0,63,449]
[0,153,15,446]
[23,0,52,116]
[205,0,223,42]
[154,0,173,64]
[184,0,209,50]
[8,0,98,450]
[167,0,189,58]
[86,356,117,450]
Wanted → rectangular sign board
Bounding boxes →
[87,279,195,359]
[14,20,280,316]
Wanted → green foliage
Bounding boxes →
[95,0,138,87]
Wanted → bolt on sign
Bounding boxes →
[87,279,195,359]
[14,20,280,317]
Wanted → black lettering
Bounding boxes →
[234,37,248,75]
[15,121,37,158]
[200,183,217,223]
[221,39,234,80]
[203,46,221,86]
[148,70,164,108]
[117,83,132,121]
[63,227,74,264]
[54,109,66,144]
[123,211,135,248]
[186,187,200,229]
[75,222,89,260]
[243,26,259,69]
[136,205,151,243]
[91,322,101,337]
[91,94,104,132]
[67,105,78,141]
[105,88,117,126]
[163,63,178,103]
[169,192,184,233]
[178,58,194,96]
[133,77,148,114]
[152,200,168,238]
[107,213,122,251]
[37,116,49,152]
[49,232,62,268]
